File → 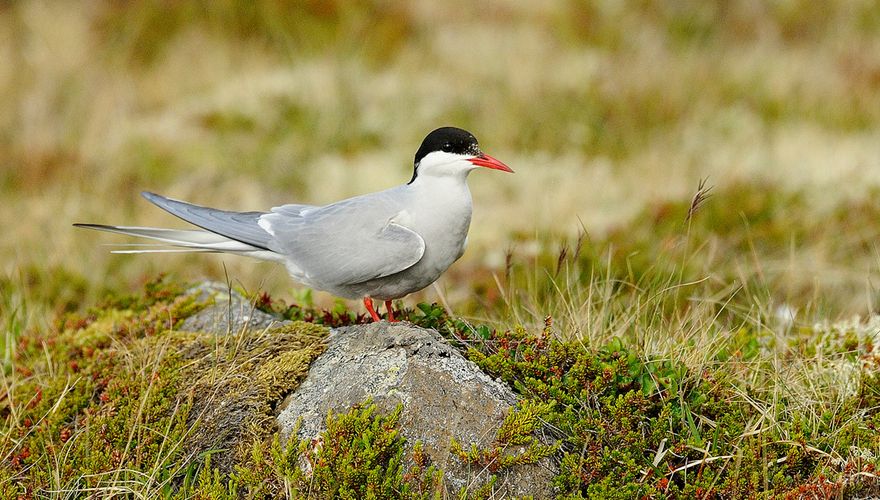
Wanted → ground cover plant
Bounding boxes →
[3,1,880,498]
[5,183,880,497]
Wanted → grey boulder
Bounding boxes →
[180,282,285,334]
[276,321,558,498]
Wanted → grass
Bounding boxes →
[3,1,880,312]
[1,277,333,497]
[5,266,880,497]
[3,0,880,497]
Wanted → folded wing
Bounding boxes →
[262,191,425,286]
[80,191,425,287]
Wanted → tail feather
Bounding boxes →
[73,223,263,253]
[110,248,217,254]
[140,192,272,250]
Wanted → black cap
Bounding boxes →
[413,127,481,166]
[409,127,481,183]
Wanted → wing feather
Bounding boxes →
[263,190,424,286]
[141,191,273,249]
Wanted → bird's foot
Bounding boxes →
[363,297,381,322]
[385,300,398,322]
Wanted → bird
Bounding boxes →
[75,127,513,322]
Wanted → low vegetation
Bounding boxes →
[1,278,329,497]
[3,1,880,497]
[5,212,880,497]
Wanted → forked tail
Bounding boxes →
[75,191,277,256]
[72,224,266,254]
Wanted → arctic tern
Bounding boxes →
[75,127,513,322]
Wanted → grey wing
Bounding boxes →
[262,195,425,286]
[142,191,274,249]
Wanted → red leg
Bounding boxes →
[363,297,381,322]
[385,300,398,322]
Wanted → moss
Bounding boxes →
[1,278,329,497]
[8,276,880,497]
[185,401,444,499]
[177,321,328,473]
[299,402,409,497]
[4,279,461,498]
[450,398,557,481]
[5,312,195,494]
[450,399,559,498]
[402,304,880,498]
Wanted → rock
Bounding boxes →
[180,282,286,334]
[177,284,557,495]
[173,283,327,474]
[276,322,558,498]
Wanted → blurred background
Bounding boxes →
[2,1,880,321]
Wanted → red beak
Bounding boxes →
[469,153,514,173]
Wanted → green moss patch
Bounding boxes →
[177,321,327,474]
[1,278,329,497]
[183,400,444,499]
[403,305,880,498]
[7,275,880,498]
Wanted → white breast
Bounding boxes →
[332,176,474,300]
